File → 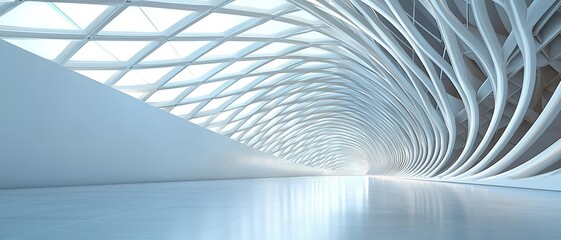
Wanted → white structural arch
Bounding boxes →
[2,0,561,183]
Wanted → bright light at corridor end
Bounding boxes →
[1,0,561,180]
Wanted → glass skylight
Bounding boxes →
[102,7,159,33]
[170,102,199,116]
[0,2,79,30]
[238,113,263,129]
[224,0,288,14]
[180,13,252,35]
[71,41,151,62]
[254,59,299,73]
[141,7,192,31]
[228,90,263,109]
[142,41,209,62]
[241,20,299,37]
[222,76,260,95]
[75,70,120,84]
[224,122,241,135]
[298,61,333,69]
[189,115,212,125]
[101,6,191,33]
[199,96,232,112]
[212,109,237,123]
[149,0,216,6]
[236,102,263,120]
[213,60,259,78]
[256,72,295,87]
[0,0,349,172]
[199,41,254,60]
[167,63,222,84]
[260,106,285,123]
[283,10,322,24]
[289,47,334,57]
[53,3,108,30]
[248,42,296,57]
[70,42,117,61]
[187,81,227,98]
[4,38,71,60]
[121,90,146,99]
[115,67,175,86]
[146,87,187,102]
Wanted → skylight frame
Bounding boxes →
[0,0,355,173]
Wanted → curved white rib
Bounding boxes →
[1,0,561,184]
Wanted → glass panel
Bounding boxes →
[115,67,174,86]
[240,20,299,38]
[141,42,179,62]
[96,41,151,61]
[243,127,259,139]
[222,120,241,133]
[141,7,192,31]
[212,108,237,123]
[283,10,321,24]
[0,2,78,30]
[229,131,242,140]
[260,105,285,123]
[121,90,145,99]
[98,6,190,33]
[224,0,288,14]
[296,72,328,79]
[213,60,259,78]
[74,70,119,84]
[146,87,187,102]
[167,63,222,84]
[69,42,113,61]
[142,41,209,62]
[256,72,295,87]
[289,31,332,42]
[239,113,263,129]
[179,13,251,35]
[289,47,334,56]
[53,2,108,30]
[189,115,211,125]
[199,41,254,60]
[170,102,199,115]
[236,102,263,120]
[253,59,298,73]
[71,41,151,62]
[207,125,222,133]
[101,7,157,33]
[229,90,262,108]
[169,41,209,58]
[296,61,332,69]
[187,80,227,98]
[149,0,216,6]
[222,76,260,95]
[199,96,232,112]
[248,42,295,57]
[4,38,71,60]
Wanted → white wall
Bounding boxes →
[0,40,325,189]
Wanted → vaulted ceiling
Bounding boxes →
[2,0,561,180]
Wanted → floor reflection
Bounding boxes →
[1,176,560,239]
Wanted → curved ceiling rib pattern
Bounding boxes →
[2,0,561,180]
[294,0,561,180]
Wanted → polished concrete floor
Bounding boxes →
[1,176,560,240]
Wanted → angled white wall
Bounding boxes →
[0,40,325,189]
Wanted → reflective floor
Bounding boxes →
[1,176,561,239]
